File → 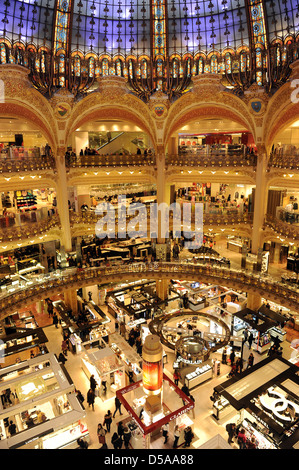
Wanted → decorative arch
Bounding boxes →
[65,95,156,151]
[0,102,56,150]
[265,100,299,150]
[164,100,256,149]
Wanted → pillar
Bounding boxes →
[251,146,269,255]
[246,293,262,311]
[56,149,72,254]
[64,288,78,316]
[168,135,178,156]
[156,278,169,301]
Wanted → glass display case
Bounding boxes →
[212,395,233,421]
[184,364,213,390]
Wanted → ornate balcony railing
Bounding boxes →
[166,153,257,168]
[0,214,61,243]
[0,261,298,318]
[66,154,156,169]
[203,212,253,226]
[0,156,56,173]
[268,153,299,170]
[264,214,299,240]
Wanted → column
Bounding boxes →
[155,146,170,298]
[56,149,72,254]
[251,146,269,255]
[246,293,262,311]
[64,288,78,316]
[156,278,169,301]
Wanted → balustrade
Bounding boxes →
[0,261,297,317]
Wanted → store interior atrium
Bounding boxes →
[0,0,299,452]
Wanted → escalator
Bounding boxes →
[96,131,125,154]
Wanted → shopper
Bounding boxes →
[246,436,257,449]
[77,438,88,449]
[97,423,106,445]
[117,420,125,438]
[243,327,249,344]
[162,422,169,444]
[181,384,190,405]
[111,432,122,449]
[173,370,180,386]
[237,428,247,449]
[87,388,95,411]
[103,410,113,432]
[248,332,254,350]
[90,374,97,392]
[183,426,194,448]
[52,312,59,328]
[113,396,123,417]
[235,357,243,374]
[8,420,17,436]
[123,426,131,449]
[61,339,68,356]
[58,352,67,365]
[173,425,180,448]
[247,352,254,369]
[75,389,85,409]
[221,347,227,364]
[226,422,236,444]
[229,348,235,365]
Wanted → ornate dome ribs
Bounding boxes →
[0,0,298,98]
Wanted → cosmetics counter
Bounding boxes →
[0,327,48,367]
[231,308,288,354]
[81,346,126,401]
[109,332,143,382]
[0,353,89,449]
[213,356,299,449]
[107,280,162,321]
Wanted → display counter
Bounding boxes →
[212,396,234,421]
[213,356,299,449]
[109,332,143,382]
[81,346,126,401]
[0,353,88,449]
[269,326,286,343]
[188,295,207,311]
[227,240,243,253]
[184,363,213,390]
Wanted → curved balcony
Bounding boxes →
[268,152,299,171]
[66,153,156,169]
[0,262,297,319]
[166,152,257,168]
[0,154,56,173]
[0,214,61,243]
[203,211,253,226]
[264,213,299,240]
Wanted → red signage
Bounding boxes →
[116,374,194,436]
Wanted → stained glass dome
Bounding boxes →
[0,0,298,99]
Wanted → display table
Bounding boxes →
[212,396,233,421]
[188,296,206,311]
[184,364,213,390]
[109,333,143,381]
[269,326,286,342]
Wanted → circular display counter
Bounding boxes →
[149,309,231,357]
[175,335,210,363]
